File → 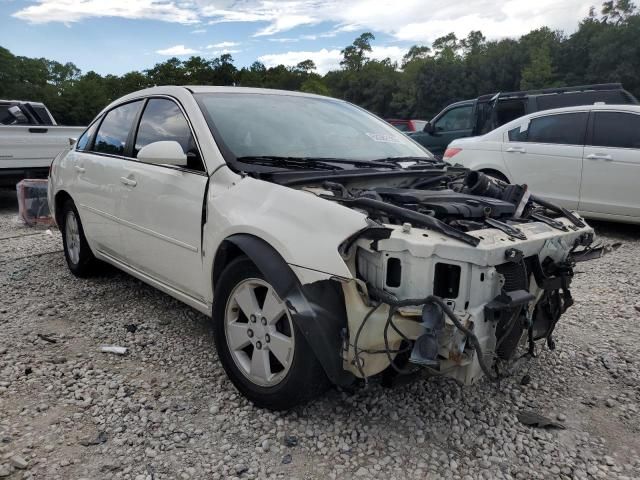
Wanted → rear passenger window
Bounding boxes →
[591,112,640,149]
[525,112,588,145]
[93,101,143,156]
[134,98,204,172]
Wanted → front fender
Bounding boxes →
[205,172,369,283]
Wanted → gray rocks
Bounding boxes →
[0,465,11,477]
[234,463,248,474]
[9,455,28,470]
[1,190,640,479]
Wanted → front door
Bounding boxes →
[412,104,474,157]
[580,110,640,218]
[118,98,208,300]
[501,111,588,210]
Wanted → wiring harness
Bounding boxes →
[352,286,500,384]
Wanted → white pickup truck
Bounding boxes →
[0,100,85,187]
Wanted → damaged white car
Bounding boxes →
[48,86,606,409]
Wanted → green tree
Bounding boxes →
[401,45,431,67]
[2,1,640,126]
[601,0,637,23]
[520,45,555,90]
[432,33,460,60]
[294,59,316,73]
[300,78,330,95]
[340,32,375,71]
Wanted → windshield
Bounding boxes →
[195,92,433,162]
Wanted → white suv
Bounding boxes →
[49,86,601,409]
[444,104,640,224]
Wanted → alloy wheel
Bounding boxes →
[65,210,81,265]
[224,278,295,387]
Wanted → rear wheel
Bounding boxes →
[61,200,98,277]
[213,257,329,410]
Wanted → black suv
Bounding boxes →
[409,83,638,157]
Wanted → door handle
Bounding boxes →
[506,147,526,153]
[120,176,137,187]
[74,165,85,174]
[586,153,612,161]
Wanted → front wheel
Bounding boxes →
[212,257,329,410]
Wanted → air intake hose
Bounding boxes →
[464,171,505,199]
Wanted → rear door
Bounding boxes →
[501,111,588,209]
[118,97,209,300]
[580,110,640,218]
[72,100,144,258]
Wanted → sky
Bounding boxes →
[0,0,596,76]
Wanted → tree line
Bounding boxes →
[1,1,638,126]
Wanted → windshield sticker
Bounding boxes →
[366,132,404,144]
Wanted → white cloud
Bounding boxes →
[208,49,242,56]
[200,0,593,40]
[268,38,300,43]
[13,0,199,24]
[156,44,200,56]
[253,14,316,36]
[370,45,407,64]
[257,45,407,74]
[206,41,240,49]
[259,48,342,74]
[191,28,207,34]
[13,0,594,44]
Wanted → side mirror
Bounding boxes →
[68,137,77,147]
[137,141,187,167]
[423,121,435,134]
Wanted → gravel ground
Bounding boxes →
[1,187,640,480]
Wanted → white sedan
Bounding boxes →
[49,86,600,409]
[444,104,640,224]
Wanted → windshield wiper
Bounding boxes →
[372,156,442,166]
[237,156,399,170]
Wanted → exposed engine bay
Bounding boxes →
[293,167,608,385]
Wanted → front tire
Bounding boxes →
[61,200,98,277]
[213,257,329,410]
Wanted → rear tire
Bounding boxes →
[213,257,329,410]
[61,200,99,277]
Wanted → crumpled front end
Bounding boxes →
[337,200,599,385]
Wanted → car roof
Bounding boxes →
[99,85,344,118]
[444,100,475,109]
[123,85,333,100]
[0,100,46,107]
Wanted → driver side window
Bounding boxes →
[134,98,205,172]
[434,105,473,132]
